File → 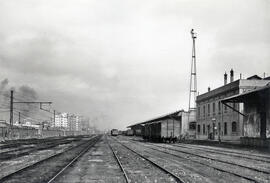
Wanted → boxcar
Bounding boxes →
[126,129,134,136]
[111,129,119,136]
[143,119,180,143]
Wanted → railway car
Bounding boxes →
[126,129,134,136]
[111,129,119,136]
[143,119,180,143]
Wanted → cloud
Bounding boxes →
[0,0,269,129]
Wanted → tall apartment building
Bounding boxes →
[55,112,69,129]
[196,70,270,141]
[68,114,82,131]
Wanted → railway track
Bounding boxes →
[0,137,85,161]
[110,137,185,183]
[106,137,130,183]
[173,143,270,163]
[0,135,101,183]
[127,139,269,183]
[153,143,270,174]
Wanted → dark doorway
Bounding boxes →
[260,112,266,139]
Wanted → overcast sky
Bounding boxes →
[0,0,269,130]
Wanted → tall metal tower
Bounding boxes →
[188,29,197,112]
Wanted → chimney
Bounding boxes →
[208,87,211,92]
[224,72,228,85]
[230,69,234,83]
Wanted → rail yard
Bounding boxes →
[0,133,269,183]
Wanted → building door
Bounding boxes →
[260,112,266,139]
[212,123,215,140]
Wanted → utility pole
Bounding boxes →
[10,90,14,126]
[9,90,52,127]
[18,112,21,124]
[53,110,56,127]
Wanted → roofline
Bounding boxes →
[221,83,270,103]
[127,109,187,128]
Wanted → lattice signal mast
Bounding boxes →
[188,29,197,112]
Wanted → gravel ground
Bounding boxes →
[1,136,100,183]
[108,137,177,183]
[0,136,96,181]
[162,143,270,171]
[0,142,76,179]
[54,136,126,183]
[117,136,267,183]
[172,143,270,163]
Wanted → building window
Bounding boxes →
[224,122,227,135]
[203,105,206,118]
[218,101,221,114]
[189,122,196,130]
[212,102,216,115]
[203,124,205,135]
[197,124,200,133]
[224,104,227,113]
[232,121,237,132]
[197,106,200,118]
[208,103,210,116]
[218,122,221,134]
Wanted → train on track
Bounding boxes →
[111,129,119,136]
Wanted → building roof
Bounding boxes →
[222,83,270,103]
[127,110,186,128]
[263,76,270,80]
[197,80,240,102]
[247,75,262,80]
[197,75,270,103]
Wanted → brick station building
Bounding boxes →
[196,69,270,141]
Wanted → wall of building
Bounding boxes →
[196,79,270,141]
[196,90,242,141]
[0,126,38,140]
[243,96,270,138]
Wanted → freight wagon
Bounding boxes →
[125,129,134,136]
[143,119,180,143]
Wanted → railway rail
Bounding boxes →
[106,136,130,183]
[173,143,270,163]
[110,137,185,183]
[0,136,85,161]
[127,138,269,183]
[0,135,101,183]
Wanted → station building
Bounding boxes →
[196,70,270,141]
[222,84,270,147]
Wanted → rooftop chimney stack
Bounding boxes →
[224,72,228,85]
[208,87,211,92]
[230,69,234,83]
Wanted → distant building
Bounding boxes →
[68,114,82,131]
[55,113,69,129]
[196,70,270,141]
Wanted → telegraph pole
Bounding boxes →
[10,90,14,126]
[18,112,21,124]
[53,110,56,127]
[9,90,52,127]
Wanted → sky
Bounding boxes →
[0,0,269,130]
